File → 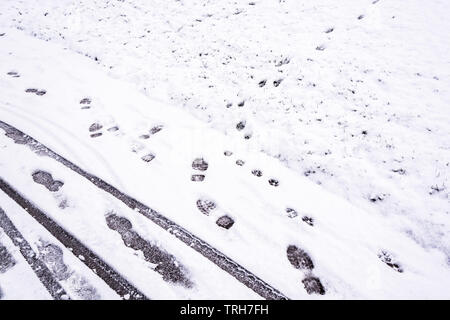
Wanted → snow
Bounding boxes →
[0,225,52,300]
[0,0,449,299]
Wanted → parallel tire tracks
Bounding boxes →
[0,178,147,300]
[0,206,69,300]
[0,120,289,300]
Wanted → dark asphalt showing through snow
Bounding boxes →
[0,206,69,299]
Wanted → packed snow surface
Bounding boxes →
[0,0,449,299]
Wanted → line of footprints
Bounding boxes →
[79,97,160,163]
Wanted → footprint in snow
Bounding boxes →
[79,98,92,109]
[302,216,314,226]
[268,178,279,187]
[106,213,192,287]
[224,150,233,156]
[287,245,314,270]
[90,133,102,138]
[107,126,119,132]
[236,159,245,166]
[285,209,314,225]
[236,120,246,131]
[258,79,267,87]
[275,57,290,67]
[141,153,155,163]
[37,242,71,281]
[316,45,326,51]
[391,168,406,175]
[80,98,91,104]
[285,208,298,218]
[196,197,235,230]
[140,125,164,139]
[58,198,69,210]
[131,141,145,153]
[0,244,16,273]
[191,157,208,181]
[369,193,386,203]
[273,79,283,87]
[149,125,163,135]
[38,241,101,299]
[191,174,205,182]
[302,276,325,295]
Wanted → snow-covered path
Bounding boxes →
[0,0,449,299]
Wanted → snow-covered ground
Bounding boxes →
[0,0,449,299]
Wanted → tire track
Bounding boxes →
[0,120,289,300]
[0,104,126,190]
[0,206,69,300]
[0,177,147,300]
